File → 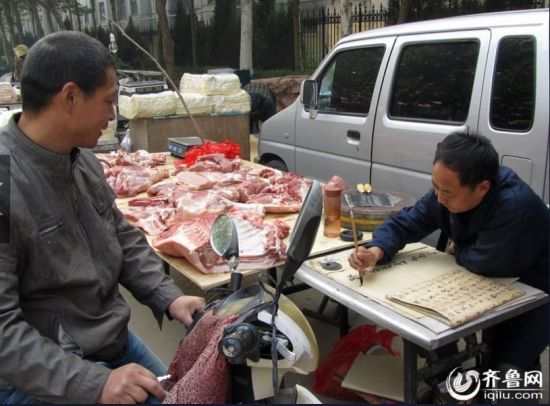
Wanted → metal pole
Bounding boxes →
[404,339,418,404]
[321,8,326,59]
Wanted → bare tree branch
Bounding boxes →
[109,19,204,140]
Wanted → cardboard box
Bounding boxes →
[129,113,250,159]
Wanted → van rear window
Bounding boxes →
[389,41,479,123]
[490,37,535,132]
[317,46,385,115]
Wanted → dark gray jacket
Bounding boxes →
[0,115,183,403]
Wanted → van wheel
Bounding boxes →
[264,159,288,172]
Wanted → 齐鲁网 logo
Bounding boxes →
[446,367,544,402]
[446,367,481,401]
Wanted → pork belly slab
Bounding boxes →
[153,212,290,274]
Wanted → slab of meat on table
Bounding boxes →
[120,206,175,236]
[242,172,313,213]
[109,166,170,197]
[187,154,241,173]
[153,212,290,274]
[124,188,262,235]
[171,189,265,221]
[97,150,170,197]
[96,149,166,168]
[174,171,245,190]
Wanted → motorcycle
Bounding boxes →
[189,180,323,403]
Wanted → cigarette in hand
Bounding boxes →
[157,374,171,382]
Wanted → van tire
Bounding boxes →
[264,159,288,172]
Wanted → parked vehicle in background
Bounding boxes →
[257,8,549,205]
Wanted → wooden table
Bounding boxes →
[115,157,372,291]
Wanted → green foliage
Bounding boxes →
[253,0,294,70]
[393,0,543,22]
[172,0,193,66]
[252,69,312,79]
[210,0,239,67]
[63,16,73,30]
[21,32,36,48]
[117,17,149,69]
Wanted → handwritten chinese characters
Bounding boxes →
[387,269,525,327]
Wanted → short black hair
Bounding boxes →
[434,131,499,189]
[20,31,115,113]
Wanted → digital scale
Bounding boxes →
[166,136,203,157]
[119,80,168,96]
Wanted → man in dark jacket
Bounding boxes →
[0,31,204,404]
[349,131,548,373]
[243,82,276,132]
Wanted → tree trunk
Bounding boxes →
[28,0,45,38]
[74,0,82,31]
[40,4,54,34]
[239,0,252,71]
[12,2,25,41]
[0,14,12,69]
[109,0,117,22]
[155,0,175,80]
[190,0,197,67]
[90,0,98,31]
[397,0,412,24]
[46,0,64,30]
[292,0,302,71]
[340,0,352,37]
[3,0,17,45]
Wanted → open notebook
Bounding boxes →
[386,269,525,327]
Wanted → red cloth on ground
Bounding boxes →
[162,309,237,404]
[313,324,399,402]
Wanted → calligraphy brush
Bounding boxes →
[344,192,363,286]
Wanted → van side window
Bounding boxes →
[317,46,385,115]
[491,37,535,132]
[389,41,479,123]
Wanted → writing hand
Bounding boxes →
[448,241,456,255]
[348,246,384,276]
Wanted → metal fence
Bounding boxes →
[300,4,394,71]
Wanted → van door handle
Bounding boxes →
[347,130,361,141]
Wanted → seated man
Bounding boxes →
[244,82,276,133]
[349,131,548,374]
[0,31,204,404]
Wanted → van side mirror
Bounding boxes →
[300,80,318,109]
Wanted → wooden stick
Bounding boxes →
[108,19,204,140]
[350,212,359,254]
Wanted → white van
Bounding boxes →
[257,8,549,205]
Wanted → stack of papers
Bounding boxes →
[386,269,525,327]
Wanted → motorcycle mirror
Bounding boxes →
[210,214,239,260]
[278,181,323,290]
[210,214,242,291]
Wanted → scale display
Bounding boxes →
[166,136,203,157]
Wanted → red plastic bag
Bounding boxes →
[313,324,399,402]
[174,140,241,168]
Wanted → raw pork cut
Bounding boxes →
[113,166,170,197]
[153,212,289,274]
[96,149,166,168]
[171,190,264,221]
[120,206,175,236]
[188,154,241,173]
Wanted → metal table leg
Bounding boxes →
[404,339,418,404]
